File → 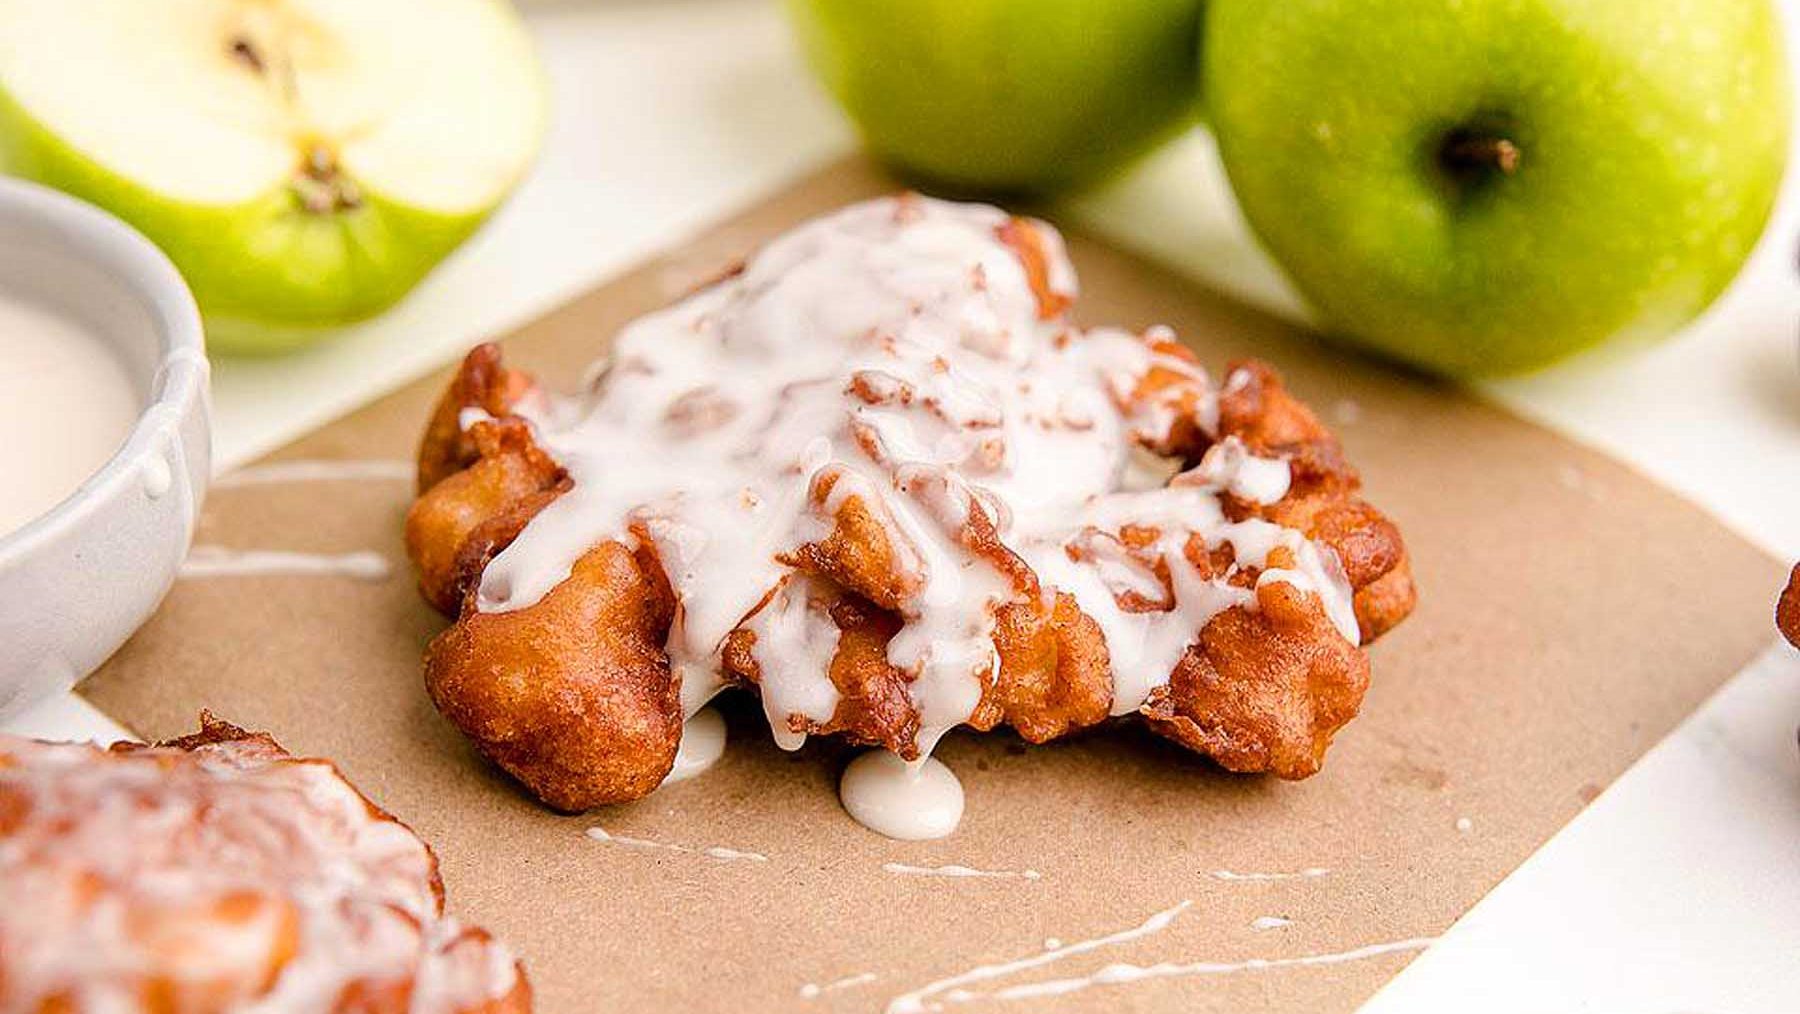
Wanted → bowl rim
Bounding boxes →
[0,176,209,564]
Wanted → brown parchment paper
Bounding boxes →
[82,159,1784,1014]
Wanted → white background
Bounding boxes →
[9,1,1799,1009]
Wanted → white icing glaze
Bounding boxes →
[1187,437,1290,505]
[1251,916,1293,930]
[661,706,727,785]
[981,936,1436,1004]
[1208,867,1331,882]
[882,862,1042,881]
[884,894,1428,1011]
[701,845,769,863]
[215,459,415,487]
[474,196,1358,773]
[179,546,392,581]
[584,825,767,863]
[0,734,520,1012]
[0,294,139,535]
[1455,816,1474,833]
[799,971,878,1000]
[839,750,964,841]
[739,575,843,750]
[885,900,1193,1014]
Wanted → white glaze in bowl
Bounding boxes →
[0,177,209,717]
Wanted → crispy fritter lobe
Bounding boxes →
[425,540,682,811]
[417,342,541,494]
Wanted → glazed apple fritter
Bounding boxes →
[0,716,529,1014]
[404,196,1416,813]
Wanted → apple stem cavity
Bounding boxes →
[1439,131,1521,180]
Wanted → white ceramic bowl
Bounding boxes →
[0,178,210,718]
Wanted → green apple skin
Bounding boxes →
[1205,0,1790,376]
[0,86,493,356]
[789,0,1204,195]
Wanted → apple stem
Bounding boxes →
[1441,134,1521,177]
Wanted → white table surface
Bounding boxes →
[12,1,1799,1009]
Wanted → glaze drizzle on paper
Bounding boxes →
[214,459,415,487]
[179,547,392,582]
[881,862,1042,881]
[584,826,768,864]
[880,899,1431,1012]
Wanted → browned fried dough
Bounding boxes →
[425,539,681,810]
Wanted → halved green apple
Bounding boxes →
[0,0,547,353]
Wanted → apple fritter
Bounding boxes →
[0,716,530,1014]
[403,195,1415,812]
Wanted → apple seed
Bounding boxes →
[292,144,362,215]
[227,36,265,75]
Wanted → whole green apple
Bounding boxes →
[789,0,1204,195]
[1205,0,1790,376]
[0,0,546,355]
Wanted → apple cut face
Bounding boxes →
[0,0,546,349]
